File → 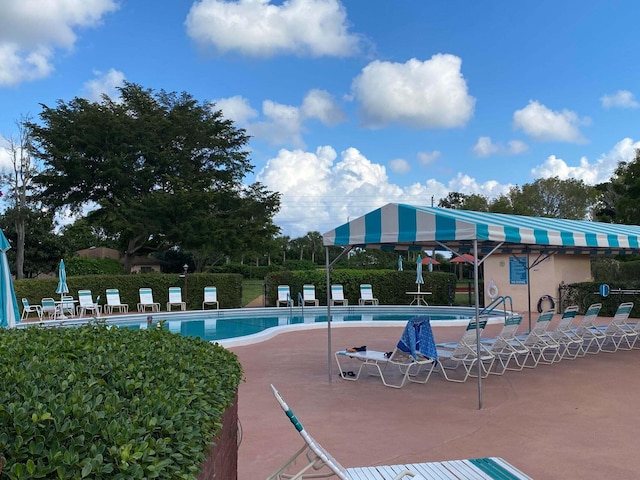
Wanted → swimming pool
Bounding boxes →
[23,305,504,346]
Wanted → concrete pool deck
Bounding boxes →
[230,312,640,479]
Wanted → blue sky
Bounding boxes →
[1,0,639,238]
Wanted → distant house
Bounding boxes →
[75,247,163,273]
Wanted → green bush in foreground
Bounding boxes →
[0,325,242,479]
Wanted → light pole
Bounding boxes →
[183,264,188,309]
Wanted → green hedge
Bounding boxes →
[0,324,242,479]
[264,270,457,306]
[15,274,243,312]
[561,281,640,316]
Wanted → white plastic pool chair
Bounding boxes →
[137,288,160,312]
[105,288,129,314]
[268,385,533,480]
[77,290,101,317]
[301,284,319,306]
[166,287,186,311]
[358,284,379,306]
[202,286,219,309]
[21,298,42,321]
[276,285,293,307]
[330,284,348,306]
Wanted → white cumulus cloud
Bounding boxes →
[417,150,441,166]
[530,137,640,185]
[214,89,345,147]
[81,68,125,102]
[0,0,118,86]
[513,100,589,143]
[214,95,259,124]
[388,158,411,174]
[601,90,640,109]
[472,136,528,157]
[185,0,361,58]
[256,145,509,237]
[351,54,476,129]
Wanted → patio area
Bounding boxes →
[231,313,640,479]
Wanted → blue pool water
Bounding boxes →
[22,305,494,346]
[102,305,484,345]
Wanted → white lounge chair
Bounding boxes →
[276,285,293,307]
[335,315,436,388]
[137,288,160,312]
[167,287,186,311]
[594,302,635,352]
[301,284,319,306]
[105,288,129,314]
[513,309,559,367]
[77,290,101,317]
[479,314,528,374]
[359,284,379,306]
[202,286,219,309]
[21,298,42,321]
[544,305,582,360]
[41,297,58,320]
[268,385,533,480]
[436,319,493,382]
[330,284,348,306]
[571,303,603,355]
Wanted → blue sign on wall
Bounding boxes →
[599,284,610,297]
[509,257,528,285]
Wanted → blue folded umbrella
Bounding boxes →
[397,315,438,363]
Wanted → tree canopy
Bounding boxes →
[28,83,280,272]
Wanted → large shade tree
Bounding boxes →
[28,83,280,272]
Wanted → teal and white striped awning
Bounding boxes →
[322,203,640,255]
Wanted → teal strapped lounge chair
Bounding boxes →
[268,385,533,479]
[301,284,319,306]
[202,286,219,309]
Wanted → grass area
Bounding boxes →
[242,279,264,306]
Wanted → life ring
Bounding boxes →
[486,280,499,299]
[537,295,555,313]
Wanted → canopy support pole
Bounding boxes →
[473,240,483,410]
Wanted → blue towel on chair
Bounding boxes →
[397,315,438,363]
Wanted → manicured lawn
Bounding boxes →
[242,279,264,306]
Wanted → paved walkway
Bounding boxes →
[230,314,640,479]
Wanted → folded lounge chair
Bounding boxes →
[137,288,160,312]
[105,288,129,314]
[335,315,437,388]
[359,284,379,306]
[301,284,319,306]
[202,286,219,309]
[268,385,533,480]
[330,284,348,306]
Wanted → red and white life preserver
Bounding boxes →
[487,280,499,299]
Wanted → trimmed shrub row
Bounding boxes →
[14,273,244,312]
[0,324,242,479]
[264,270,458,306]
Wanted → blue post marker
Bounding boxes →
[599,284,610,297]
